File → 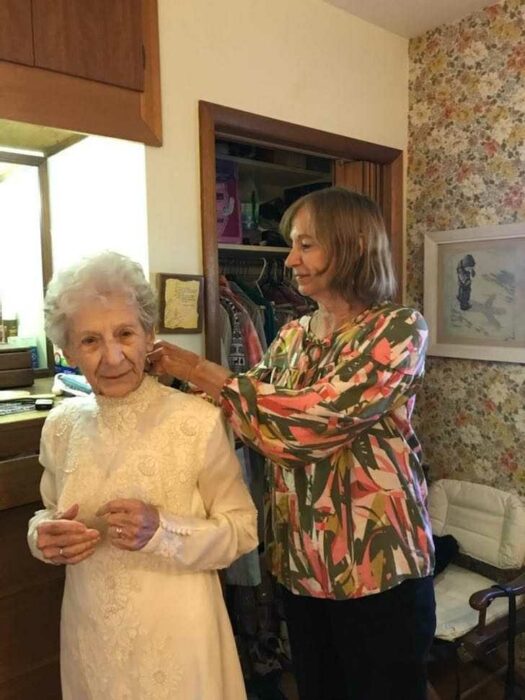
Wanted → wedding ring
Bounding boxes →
[59,548,64,557]
[116,527,123,537]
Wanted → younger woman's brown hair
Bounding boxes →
[280,186,397,305]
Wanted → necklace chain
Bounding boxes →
[311,306,364,339]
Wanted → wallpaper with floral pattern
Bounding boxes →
[407,0,525,501]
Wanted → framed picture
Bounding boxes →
[157,273,204,334]
[424,222,525,363]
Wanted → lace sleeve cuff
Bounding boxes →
[141,513,191,559]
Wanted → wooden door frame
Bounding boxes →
[199,100,403,362]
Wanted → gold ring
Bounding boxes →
[116,527,123,537]
[59,548,64,557]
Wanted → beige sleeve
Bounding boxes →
[142,414,258,571]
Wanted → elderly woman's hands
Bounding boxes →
[147,340,200,382]
[97,499,160,550]
[37,503,101,565]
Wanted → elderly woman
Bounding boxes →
[149,187,436,700]
[27,251,257,700]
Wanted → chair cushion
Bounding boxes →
[428,479,525,569]
[434,564,515,641]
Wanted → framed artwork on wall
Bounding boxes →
[424,222,525,363]
[157,273,204,334]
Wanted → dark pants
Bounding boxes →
[281,577,436,700]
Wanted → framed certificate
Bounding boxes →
[157,273,204,334]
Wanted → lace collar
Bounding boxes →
[94,374,158,413]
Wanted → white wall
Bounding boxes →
[0,165,46,365]
[145,0,409,352]
[48,136,149,274]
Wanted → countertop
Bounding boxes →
[0,377,57,426]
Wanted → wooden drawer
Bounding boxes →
[0,660,61,700]
[0,504,64,611]
[0,455,43,511]
[0,419,43,460]
[0,579,63,689]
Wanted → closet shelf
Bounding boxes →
[218,244,290,256]
[216,153,330,188]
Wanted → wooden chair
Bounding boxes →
[427,479,525,700]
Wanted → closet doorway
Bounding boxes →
[199,101,403,362]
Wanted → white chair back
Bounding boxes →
[428,479,525,570]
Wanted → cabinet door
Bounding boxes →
[334,160,383,205]
[334,157,403,300]
[0,503,64,700]
[32,0,144,91]
[0,0,34,66]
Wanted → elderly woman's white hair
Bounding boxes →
[44,251,158,349]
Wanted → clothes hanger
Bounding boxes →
[252,257,268,295]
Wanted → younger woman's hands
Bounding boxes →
[147,340,231,401]
[146,340,200,382]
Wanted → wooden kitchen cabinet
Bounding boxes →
[0,0,34,66]
[32,0,144,90]
[0,0,161,146]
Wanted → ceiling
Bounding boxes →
[323,0,500,38]
[0,118,83,157]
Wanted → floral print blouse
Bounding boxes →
[220,302,435,600]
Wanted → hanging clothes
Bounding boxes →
[218,254,307,685]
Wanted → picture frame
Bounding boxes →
[156,273,204,334]
[424,222,525,363]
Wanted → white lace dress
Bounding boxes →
[27,376,257,700]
